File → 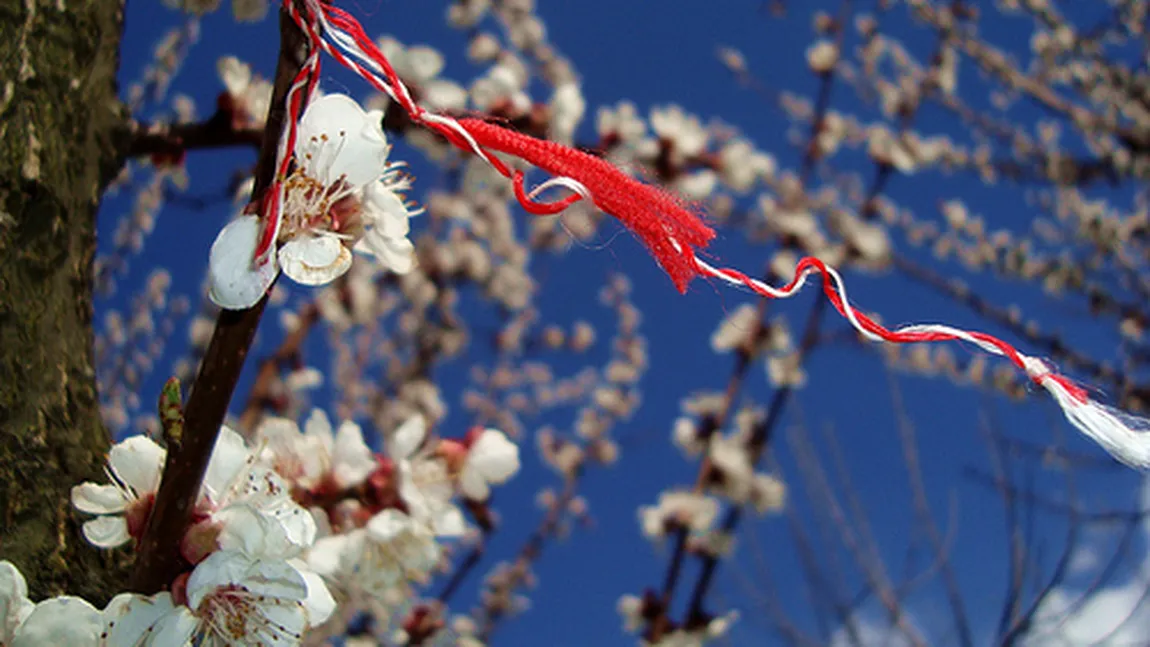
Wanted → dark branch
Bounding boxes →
[129,1,313,594]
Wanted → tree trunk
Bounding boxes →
[0,0,128,603]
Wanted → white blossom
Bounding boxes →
[597,101,647,144]
[12,596,101,647]
[352,510,442,591]
[718,138,775,192]
[190,427,317,562]
[867,126,917,173]
[469,63,531,114]
[672,417,706,457]
[389,416,467,537]
[674,169,718,200]
[749,473,787,515]
[209,94,419,309]
[207,465,317,561]
[807,40,839,73]
[230,0,268,21]
[375,38,467,112]
[102,551,333,646]
[163,0,268,21]
[639,491,720,540]
[711,303,759,353]
[650,105,708,163]
[643,611,740,646]
[257,409,377,492]
[707,434,755,503]
[459,428,520,501]
[216,56,271,129]
[549,82,586,143]
[617,594,645,632]
[70,435,166,548]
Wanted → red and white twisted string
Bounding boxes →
[253,0,322,263]
[266,0,1150,469]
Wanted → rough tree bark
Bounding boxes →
[0,0,129,602]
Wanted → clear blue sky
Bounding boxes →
[102,1,1147,645]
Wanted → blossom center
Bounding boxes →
[279,169,364,242]
[199,584,301,642]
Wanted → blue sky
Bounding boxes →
[101,1,1150,644]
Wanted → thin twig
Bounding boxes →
[126,111,264,158]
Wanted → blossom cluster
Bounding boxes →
[0,406,519,646]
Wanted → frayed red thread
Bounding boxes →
[314,3,715,292]
[457,119,716,293]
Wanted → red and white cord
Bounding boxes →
[271,0,1150,469]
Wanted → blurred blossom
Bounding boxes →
[548,82,586,143]
[163,0,268,21]
[470,62,531,114]
[257,409,376,493]
[597,101,647,145]
[374,37,468,113]
[807,40,839,73]
[650,105,709,164]
[458,428,520,501]
[710,303,759,353]
[217,56,272,129]
[468,32,502,62]
[639,490,720,541]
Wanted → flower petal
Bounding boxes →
[303,408,336,453]
[147,606,199,646]
[256,503,316,560]
[365,509,409,542]
[257,417,304,456]
[232,0,268,21]
[243,558,310,601]
[459,468,491,501]
[389,415,426,460]
[71,483,129,515]
[256,603,308,646]
[214,504,273,557]
[200,425,252,506]
[294,563,336,627]
[107,435,166,497]
[431,504,467,537]
[405,45,445,82]
[279,234,352,286]
[364,184,411,238]
[214,465,315,560]
[468,429,520,483]
[360,231,415,275]
[332,420,375,489]
[11,596,101,647]
[295,94,388,188]
[208,214,280,310]
[259,416,327,488]
[101,592,177,647]
[218,56,251,97]
[185,551,248,609]
[423,79,468,112]
[305,533,353,578]
[0,561,33,642]
[187,551,309,615]
[82,515,131,548]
